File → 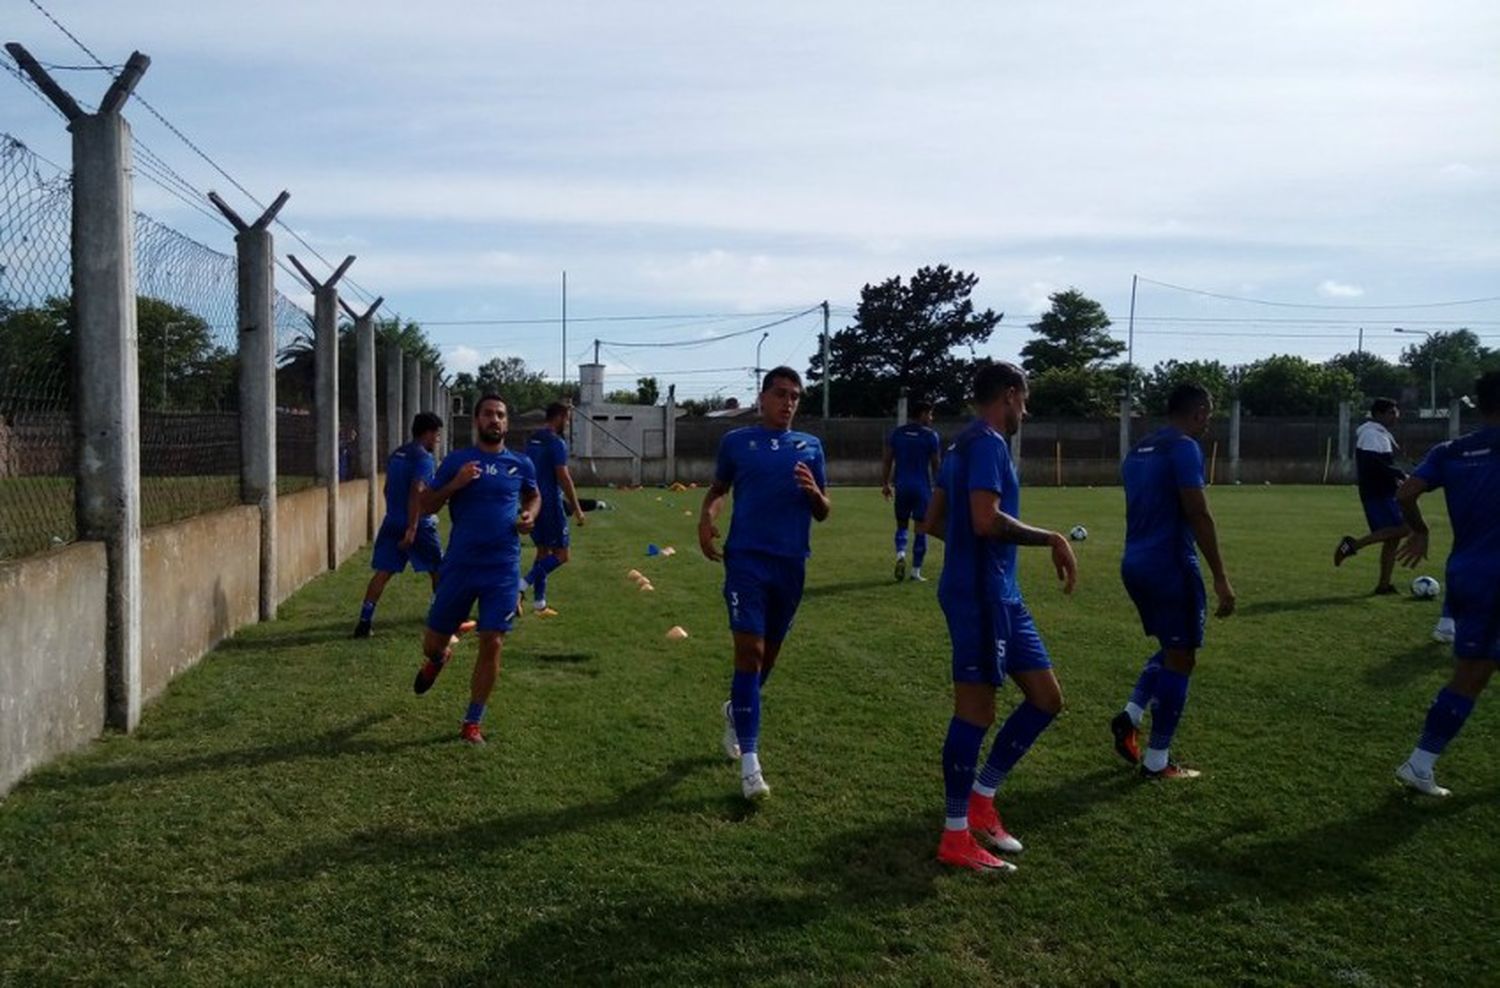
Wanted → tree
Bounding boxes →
[1020,289,1123,374]
[1026,366,1117,417]
[635,376,660,406]
[1397,329,1494,406]
[0,295,72,396]
[1140,359,1233,416]
[1238,354,1359,416]
[452,355,573,415]
[1324,351,1412,402]
[807,264,1003,416]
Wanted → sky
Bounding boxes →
[4,0,1498,402]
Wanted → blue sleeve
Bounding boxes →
[553,434,569,467]
[886,428,898,449]
[927,430,941,457]
[1412,443,1447,490]
[715,435,737,486]
[521,456,539,493]
[966,436,1006,495]
[812,442,828,492]
[1171,438,1205,489]
[432,451,460,490]
[418,450,436,487]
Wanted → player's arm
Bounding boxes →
[1395,475,1431,567]
[400,477,423,549]
[516,484,541,534]
[919,486,947,542]
[928,451,942,486]
[970,489,1076,593]
[795,461,831,522]
[880,444,894,500]
[421,460,480,514]
[697,480,731,561]
[556,464,585,526]
[1179,487,1235,617]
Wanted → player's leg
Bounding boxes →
[1140,648,1200,780]
[355,570,396,637]
[730,631,772,799]
[1433,594,1455,644]
[1113,650,1162,765]
[1337,497,1408,571]
[358,524,411,636]
[1397,658,1492,796]
[910,489,930,581]
[893,491,911,582]
[1374,538,1401,594]
[413,573,476,695]
[937,600,1012,872]
[462,632,504,744]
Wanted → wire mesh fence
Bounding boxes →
[0,135,75,560]
[133,213,242,526]
[274,291,317,492]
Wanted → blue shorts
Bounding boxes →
[1122,556,1206,651]
[1448,568,1500,661]
[723,549,806,644]
[371,521,442,574]
[1361,496,1403,533]
[531,508,570,550]
[426,564,520,636]
[940,595,1052,686]
[893,485,931,527]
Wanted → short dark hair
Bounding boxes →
[1477,370,1500,415]
[475,393,507,416]
[761,366,803,394]
[1167,383,1213,417]
[910,400,934,418]
[1369,397,1398,416]
[544,401,572,421]
[973,361,1026,406]
[410,412,443,437]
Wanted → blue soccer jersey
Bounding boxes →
[1413,427,1500,578]
[432,447,538,570]
[1121,427,1205,565]
[936,419,1021,605]
[889,424,940,491]
[715,426,827,559]
[526,427,569,517]
[383,441,437,529]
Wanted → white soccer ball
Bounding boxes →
[1411,576,1441,599]
[1068,525,1088,542]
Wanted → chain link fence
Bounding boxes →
[274,292,317,491]
[0,136,74,560]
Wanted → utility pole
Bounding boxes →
[821,300,831,421]
[1126,274,1137,398]
[561,270,567,385]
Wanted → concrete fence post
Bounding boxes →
[404,356,420,432]
[664,384,677,485]
[1337,400,1352,478]
[209,188,289,622]
[1118,395,1132,462]
[342,297,383,541]
[422,368,436,418]
[1229,398,1242,484]
[384,341,403,460]
[1449,397,1462,440]
[287,254,355,570]
[896,391,908,427]
[8,45,154,731]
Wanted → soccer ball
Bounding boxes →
[1410,576,1441,599]
[1068,525,1088,542]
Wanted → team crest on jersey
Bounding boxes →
[792,439,808,450]
[747,440,758,450]
[506,465,519,475]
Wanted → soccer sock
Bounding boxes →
[758,663,774,687]
[531,567,549,607]
[973,702,1057,796]
[731,669,762,763]
[1409,687,1476,774]
[943,717,988,830]
[913,532,927,570]
[895,527,909,555]
[359,600,376,623]
[464,701,485,725]
[1125,651,1164,726]
[1144,669,1191,771]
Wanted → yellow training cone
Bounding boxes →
[626,569,643,580]
[639,582,655,592]
[665,625,688,640]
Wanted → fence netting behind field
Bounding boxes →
[134,213,241,527]
[0,136,75,560]
[274,291,317,491]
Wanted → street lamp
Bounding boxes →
[754,331,770,383]
[1393,327,1437,415]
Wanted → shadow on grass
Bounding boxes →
[241,755,724,882]
[1167,787,1497,913]
[527,651,595,664]
[439,814,942,986]
[23,712,447,792]
[1010,766,1137,830]
[1363,644,1448,688]
[802,578,898,601]
[1236,594,1366,617]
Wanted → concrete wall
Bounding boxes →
[336,478,369,566]
[277,485,328,604]
[139,506,260,704]
[0,542,107,795]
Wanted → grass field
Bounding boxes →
[1,484,1496,985]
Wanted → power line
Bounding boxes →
[1137,276,1500,311]
[597,305,822,349]
[419,307,811,327]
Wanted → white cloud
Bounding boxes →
[1318,280,1365,298]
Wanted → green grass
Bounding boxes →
[2,485,1496,986]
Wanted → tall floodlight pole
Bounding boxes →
[821,300,831,421]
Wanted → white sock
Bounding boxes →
[1407,748,1437,775]
[533,599,547,612]
[519,577,531,593]
[1143,747,1169,772]
[741,752,761,777]
[911,567,922,578]
[896,550,906,559]
[971,781,997,799]
[944,816,968,832]
[1436,617,1455,633]
[1125,702,1146,727]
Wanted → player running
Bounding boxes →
[920,361,1077,873]
[520,402,586,617]
[882,400,942,582]
[1109,383,1236,780]
[1334,398,1410,594]
[1391,370,1500,797]
[411,394,539,745]
[353,412,445,638]
[698,367,830,802]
